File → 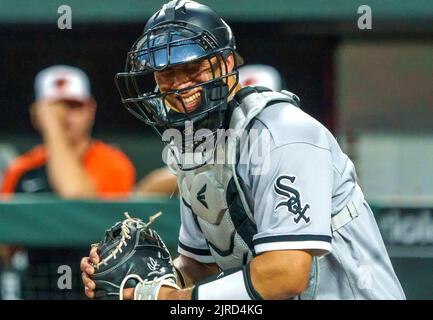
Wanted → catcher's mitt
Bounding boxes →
[90,212,183,300]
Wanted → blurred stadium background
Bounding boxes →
[0,0,432,299]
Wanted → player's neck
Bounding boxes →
[228,83,242,101]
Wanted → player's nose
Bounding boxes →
[172,71,194,91]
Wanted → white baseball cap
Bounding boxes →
[238,64,283,91]
[34,65,91,102]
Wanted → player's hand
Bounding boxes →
[80,247,137,300]
[80,246,99,299]
[30,99,67,133]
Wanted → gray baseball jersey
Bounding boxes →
[176,90,405,300]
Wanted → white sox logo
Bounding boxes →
[147,257,166,277]
[274,175,311,224]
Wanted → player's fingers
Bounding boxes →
[80,257,89,271]
[80,257,94,275]
[81,272,95,290]
[123,288,135,300]
[85,286,95,299]
[89,246,100,265]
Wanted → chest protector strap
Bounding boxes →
[227,86,301,224]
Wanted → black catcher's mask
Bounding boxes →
[115,0,243,170]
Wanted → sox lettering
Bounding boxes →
[274,175,311,224]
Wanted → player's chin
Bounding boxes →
[184,102,200,113]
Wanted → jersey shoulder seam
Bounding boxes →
[269,141,331,154]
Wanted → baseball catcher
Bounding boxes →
[90,212,183,300]
[81,0,405,300]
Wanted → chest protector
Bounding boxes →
[176,86,297,262]
[176,87,318,299]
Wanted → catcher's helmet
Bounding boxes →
[115,0,243,167]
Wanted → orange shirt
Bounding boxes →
[1,140,135,197]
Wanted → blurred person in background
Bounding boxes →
[135,64,285,197]
[135,166,178,196]
[238,64,284,91]
[0,144,18,188]
[0,65,136,199]
[0,65,136,299]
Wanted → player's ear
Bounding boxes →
[216,52,234,76]
[225,53,235,73]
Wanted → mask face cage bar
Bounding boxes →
[116,53,237,123]
[115,26,240,132]
[115,23,240,170]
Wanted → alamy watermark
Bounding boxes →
[358,5,372,30]
[57,5,72,30]
[161,121,271,175]
[57,265,72,290]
